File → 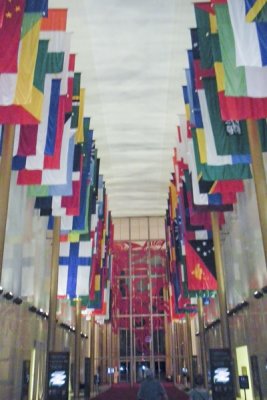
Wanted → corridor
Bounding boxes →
[92,383,189,400]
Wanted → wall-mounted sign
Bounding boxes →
[47,352,70,400]
[239,375,249,390]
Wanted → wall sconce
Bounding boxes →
[13,297,23,305]
[0,286,3,295]
[227,300,249,317]
[253,290,264,299]
[36,308,44,317]
[3,292,13,300]
[59,322,69,330]
[29,305,37,313]
[35,308,48,319]
[205,319,220,331]
[241,300,249,308]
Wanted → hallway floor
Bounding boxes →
[92,383,189,400]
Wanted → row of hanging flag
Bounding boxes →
[165,0,267,319]
[0,1,113,322]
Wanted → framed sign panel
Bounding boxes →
[209,348,235,400]
[47,352,70,400]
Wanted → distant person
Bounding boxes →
[137,369,168,400]
[94,372,100,394]
[188,374,211,400]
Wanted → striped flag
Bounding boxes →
[244,0,267,22]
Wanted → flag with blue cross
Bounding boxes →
[58,240,92,298]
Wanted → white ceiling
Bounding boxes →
[49,0,198,217]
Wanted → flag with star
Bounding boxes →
[0,0,25,73]
[184,238,217,297]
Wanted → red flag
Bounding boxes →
[0,0,25,73]
[17,125,38,156]
[0,0,7,28]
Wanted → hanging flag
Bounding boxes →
[40,31,71,97]
[185,64,203,128]
[202,75,267,153]
[183,76,252,181]
[34,126,93,219]
[0,9,68,124]
[186,50,254,167]
[25,0,48,15]
[0,12,41,106]
[16,61,76,185]
[0,1,7,28]
[15,36,74,177]
[243,0,267,22]
[40,8,67,31]
[14,125,38,157]
[188,48,250,165]
[58,240,92,299]
[184,238,217,297]
[228,0,267,61]
[0,0,25,73]
[191,127,251,182]
[18,118,75,186]
[194,3,215,71]
[216,2,267,97]
[195,1,267,120]
[190,27,267,170]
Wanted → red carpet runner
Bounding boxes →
[94,383,189,400]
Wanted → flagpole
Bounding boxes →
[171,321,177,385]
[197,298,208,388]
[247,119,267,266]
[74,298,82,399]
[186,313,193,387]
[211,212,230,348]
[47,216,61,352]
[44,216,61,399]
[90,315,96,395]
[0,124,15,282]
